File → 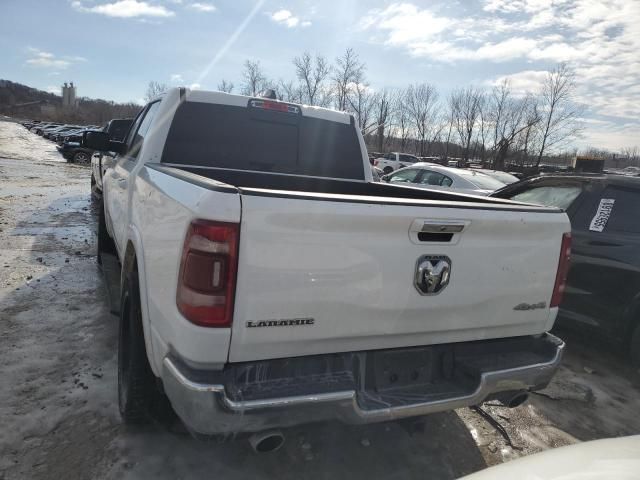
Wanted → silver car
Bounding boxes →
[382,163,507,195]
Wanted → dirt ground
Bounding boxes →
[1,119,640,480]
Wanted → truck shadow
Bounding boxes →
[119,412,487,480]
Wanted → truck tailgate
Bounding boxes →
[229,190,569,362]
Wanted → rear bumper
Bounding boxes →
[162,333,564,435]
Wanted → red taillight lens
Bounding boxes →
[550,232,572,308]
[177,220,239,327]
[249,99,300,114]
[374,159,379,166]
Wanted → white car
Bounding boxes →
[373,152,420,174]
[383,163,507,195]
[85,88,569,443]
[461,436,640,480]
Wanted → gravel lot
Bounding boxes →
[1,119,640,479]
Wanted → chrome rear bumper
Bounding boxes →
[162,333,564,435]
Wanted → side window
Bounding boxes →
[124,110,145,151]
[126,102,160,160]
[389,168,420,183]
[385,153,395,160]
[400,154,416,163]
[419,171,450,187]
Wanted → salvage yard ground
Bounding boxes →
[1,119,640,479]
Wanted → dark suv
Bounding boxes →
[492,173,640,365]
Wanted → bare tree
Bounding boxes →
[332,48,364,111]
[293,52,331,106]
[443,93,458,160]
[535,63,583,166]
[144,81,168,102]
[451,87,484,162]
[277,79,304,103]
[372,89,392,153]
[492,93,540,170]
[240,60,267,97]
[477,98,490,164]
[393,89,411,152]
[404,83,440,156]
[347,69,376,135]
[217,79,234,93]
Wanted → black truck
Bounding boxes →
[58,118,133,164]
[492,173,640,365]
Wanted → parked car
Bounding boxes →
[45,125,80,140]
[370,165,383,181]
[373,152,420,174]
[34,123,60,135]
[492,173,640,365]
[56,127,89,145]
[461,436,640,480]
[57,141,94,163]
[90,118,134,195]
[382,163,507,195]
[85,88,569,443]
[472,169,520,185]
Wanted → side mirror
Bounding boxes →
[381,175,390,182]
[84,131,125,154]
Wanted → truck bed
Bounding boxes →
[151,163,558,210]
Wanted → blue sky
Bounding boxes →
[1,0,638,150]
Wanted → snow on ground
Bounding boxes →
[1,119,639,479]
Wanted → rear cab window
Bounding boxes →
[161,101,364,180]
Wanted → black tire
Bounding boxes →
[73,151,90,163]
[383,166,394,175]
[118,269,156,424]
[630,323,640,368]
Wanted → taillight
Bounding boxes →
[550,232,572,308]
[374,159,379,166]
[249,99,300,114]
[177,220,239,327]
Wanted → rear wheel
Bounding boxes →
[118,269,156,424]
[383,166,393,175]
[73,151,90,163]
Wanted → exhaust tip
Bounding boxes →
[249,430,285,453]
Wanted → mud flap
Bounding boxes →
[100,252,121,316]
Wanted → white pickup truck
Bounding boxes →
[86,88,570,446]
[374,152,420,174]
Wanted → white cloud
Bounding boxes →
[189,83,201,90]
[25,48,86,69]
[46,85,59,94]
[269,9,310,28]
[170,73,184,83]
[72,0,175,18]
[189,2,216,12]
[488,70,549,94]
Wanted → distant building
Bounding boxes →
[573,155,605,173]
[61,82,77,108]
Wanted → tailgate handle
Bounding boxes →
[409,219,469,245]
[420,223,465,234]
